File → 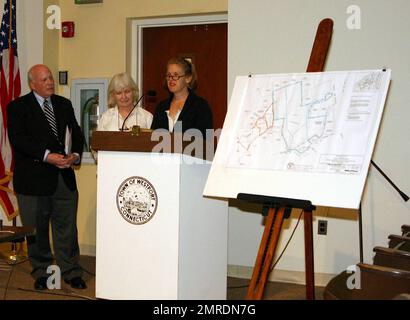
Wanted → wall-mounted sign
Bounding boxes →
[75,0,103,4]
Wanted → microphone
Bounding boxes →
[120,90,156,131]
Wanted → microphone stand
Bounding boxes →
[120,90,156,132]
[120,95,145,132]
[358,160,409,263]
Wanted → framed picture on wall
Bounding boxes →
[71,78,109,162]
[75,0,103,4]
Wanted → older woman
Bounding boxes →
[151,58,213,138]
[98,73,153,131]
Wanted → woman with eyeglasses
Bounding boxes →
[151,57,213,138]
[98,72,153,131]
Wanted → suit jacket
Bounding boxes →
[7,91,84,196]
[150,90,213,137]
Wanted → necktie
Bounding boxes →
[43,99,58,137]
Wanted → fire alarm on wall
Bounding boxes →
[62,21,75,38]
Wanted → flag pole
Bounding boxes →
[3,0,26,265]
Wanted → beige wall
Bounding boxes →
[43,0,59,88]
[42,0,227,255]
[74,165,97,255]
[57,0,227,83]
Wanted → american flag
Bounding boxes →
[0,0,20,221]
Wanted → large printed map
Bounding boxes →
[227,71,386,175]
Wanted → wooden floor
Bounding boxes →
[0,255,324,300]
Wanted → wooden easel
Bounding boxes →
[243,18,333,300]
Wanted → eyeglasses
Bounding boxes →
[166,74,186,81]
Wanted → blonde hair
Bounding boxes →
[107,73,139,108]
[164,57,198,91]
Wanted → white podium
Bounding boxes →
[92,132,228,300]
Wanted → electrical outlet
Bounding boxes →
[318,220,328,235]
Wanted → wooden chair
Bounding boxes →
[402,225,410,237]
[324,225,410,300]
[0,226,34,264]
[388,234,410,251]
[373,246,410,271]
[0,226,34,243]
[324,263,410,300]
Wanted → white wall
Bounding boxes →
[0,0,43,98]
[228,0,410,284]
[16,0,43,94]
[0,0,43,106]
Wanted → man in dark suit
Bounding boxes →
[7,64,86,290]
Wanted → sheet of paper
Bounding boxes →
[65,126,72,155]
[204,69,391,209]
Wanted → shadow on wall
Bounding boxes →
[228,198,263,216]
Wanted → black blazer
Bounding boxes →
[151,91,213,137]
[7,91,84,196]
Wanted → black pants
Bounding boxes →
[17,173,82,281]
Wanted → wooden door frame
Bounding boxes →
[129,13,227,92]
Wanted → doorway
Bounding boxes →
[137,18,227,130]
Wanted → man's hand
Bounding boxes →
[64,153,80,167]
[46,153,79,169]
